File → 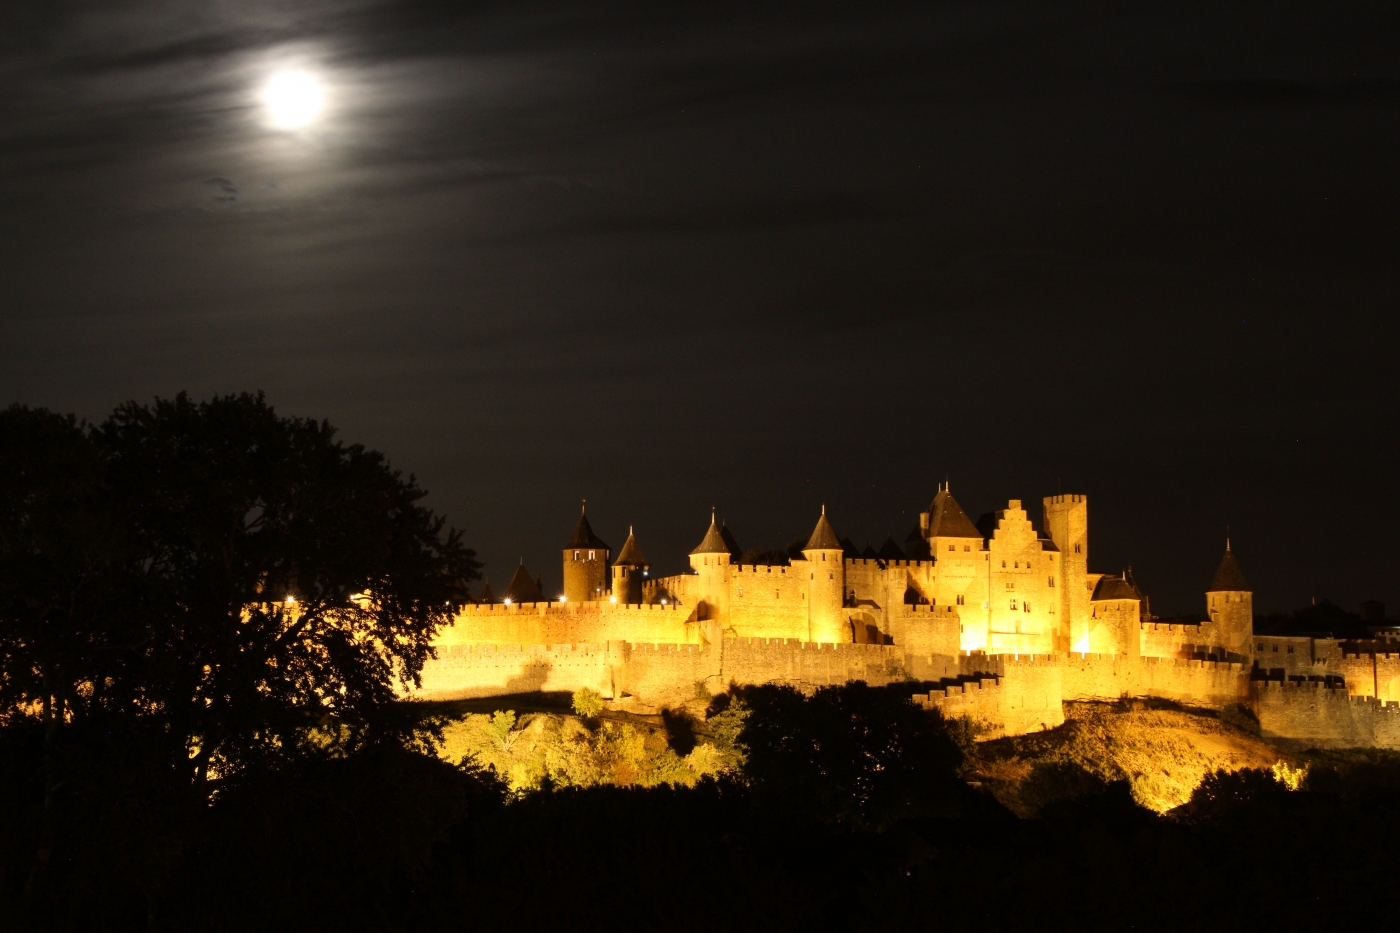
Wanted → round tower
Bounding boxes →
[688,512,732,624]
[802,506,847,643]
[1206,541,1252,661]
[611,526,649,605]
[562,504,610,603]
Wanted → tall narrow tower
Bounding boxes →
[562,504,610,603]
[802,506,847,643]
[1043,494,1089,651]
[611,527,649,604]
[688,512,733,624]
[1206,541,1252,660]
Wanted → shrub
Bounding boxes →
[572,687,605,718]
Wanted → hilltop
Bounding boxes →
[962,699,1290,813]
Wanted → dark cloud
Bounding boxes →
[1178,77,1400,107]
[0,1,1397,614]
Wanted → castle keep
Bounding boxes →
[415,492,1400,749]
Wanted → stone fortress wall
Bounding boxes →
[409,492,1400,750]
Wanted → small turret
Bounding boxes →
[802,506,847,643]
[1089,569,1142,657]
[1207,540,1252,659]
[689,511,732,623]
[611,526,649,604]
[562,503,610,603]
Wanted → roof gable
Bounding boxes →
[928,488,982,539]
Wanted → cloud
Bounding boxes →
[205,176,240,202]
[1177,77,1400,108]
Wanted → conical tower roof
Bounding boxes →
[615,527,649,567]
[1209,543,1250,592]
[719,522,741,557]
[566,510,609,550]
[478,581,497,604]
[504,563,544,603]
[927,486,982,539]
[878,537,906,560]
[804,506,842,550]
[691,513,731,555]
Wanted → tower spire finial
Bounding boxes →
[821,503,826,515]
[581,498,586,515]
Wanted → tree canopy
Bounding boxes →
[0,394,481,911]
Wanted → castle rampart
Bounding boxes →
[410,495,1395,750]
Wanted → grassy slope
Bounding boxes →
[963,700,1292,813]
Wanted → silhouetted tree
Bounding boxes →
[90,392,480,789]
[0,394,480,921]
[736,683,966,829]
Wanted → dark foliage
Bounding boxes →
[1254,599,1370,639]
[736,682,976,829]
[0,395,479,927]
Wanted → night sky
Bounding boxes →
[2,2,1397,616]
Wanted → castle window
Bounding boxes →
[948,545,956,552]
[1048,577,1055,587]
[1074,544,1082,553]
[956,594,965,606]
[588,550,595,560]
[1010,600,1018,610]
[1287,645,1294,654]
[964,545,971,552]
[1002,561,1007,568]
[574,551,579,560]
[822,553,826,561]
[829,572,834,580]
[739,587,743,596]
[1023,602,1030,612]
[776,591,779,599]
[1006,582,1014,590]
[1272,645,1279,653]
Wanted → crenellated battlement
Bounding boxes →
[1141,620,1213,635]
[843,558,933,569]
[456,600,683,615]
[899,603,957,614]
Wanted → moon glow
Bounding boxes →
[261,71,325,129]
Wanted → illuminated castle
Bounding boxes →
[417,491,1400,750]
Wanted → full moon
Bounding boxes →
[261,71,325,129]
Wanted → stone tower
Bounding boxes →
[1043,494,1089,651]
[688,512,732,624]
[1207,542,1252,660]
[611,527,649,604]
[1089,571,1142,657]
[562,505,610,603]
[802,506,847,643]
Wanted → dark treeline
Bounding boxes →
[4,396,1400,932]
